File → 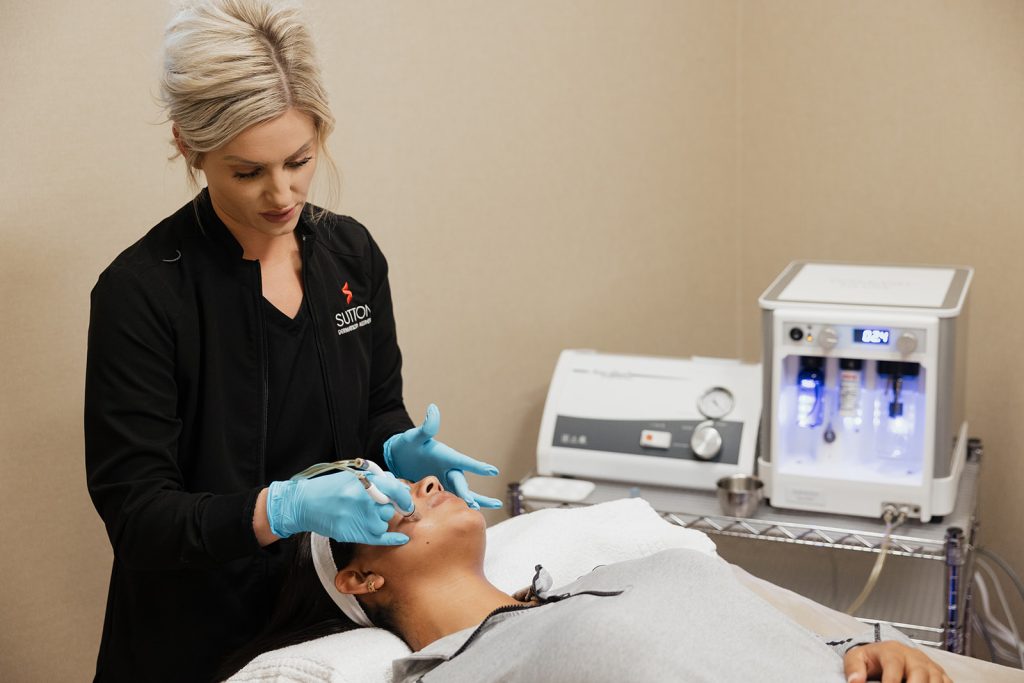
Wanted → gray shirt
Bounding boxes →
[392,548,913,683]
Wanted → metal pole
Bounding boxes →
[944,526,965,653]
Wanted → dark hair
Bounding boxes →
[215,533,397,680]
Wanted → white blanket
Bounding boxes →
[229,499,1023,682]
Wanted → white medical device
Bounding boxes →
[537,350,762,491]
[758,262,973,521]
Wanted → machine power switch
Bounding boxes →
[897,332,919,355]
[639,429,673,450]
[819,327,839,350]
[690,421,723,460]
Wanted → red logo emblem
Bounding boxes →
[342,281,353,305]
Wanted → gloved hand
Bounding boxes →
[266,470,413,545]
[383,404,502,510]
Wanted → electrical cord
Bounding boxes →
[845,505,906,615]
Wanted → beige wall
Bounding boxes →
[1,1,1020,679]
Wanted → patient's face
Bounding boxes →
[354,476,487,578]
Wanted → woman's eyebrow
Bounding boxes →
[222,139,315,165]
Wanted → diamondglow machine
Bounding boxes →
[758,262,973,522]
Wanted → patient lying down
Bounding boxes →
[221,477,951,682]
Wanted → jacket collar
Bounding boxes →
[193,187,317,262]
[391,567,555,681]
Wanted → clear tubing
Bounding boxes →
[845,506,906,615]
[975,558,1024,667]
[973,574,1020,663]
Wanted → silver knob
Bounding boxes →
[897,332,918,355]
[819,327,839,351]
[690,420,723,460]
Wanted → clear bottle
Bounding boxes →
[838,358,864,431]
[876,361,920,464]
[796,356,825,428]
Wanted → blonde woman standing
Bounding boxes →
[84,2,500,680]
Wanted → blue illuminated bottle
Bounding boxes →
[796,356,825,428]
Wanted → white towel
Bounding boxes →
[227,628,407,683]
[483,497,717,593]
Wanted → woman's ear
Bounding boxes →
[335,570,386,596]
[172,124,202,169]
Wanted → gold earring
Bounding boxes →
[367,579,377,593]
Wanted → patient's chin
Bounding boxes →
[453,508,488,544]
[408,503,486,553]
[451,502,487,531]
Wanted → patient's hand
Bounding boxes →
[843,641,951,682]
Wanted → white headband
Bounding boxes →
[309,533,374,627]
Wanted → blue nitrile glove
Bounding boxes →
[383,403,502,510]
[266,470,413,545]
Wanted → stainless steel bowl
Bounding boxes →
[716,474,764,517]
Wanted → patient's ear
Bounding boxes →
[335,570,386,595]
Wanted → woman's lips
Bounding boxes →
[260,205,296,223]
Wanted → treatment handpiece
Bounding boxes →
[289,458,417,519]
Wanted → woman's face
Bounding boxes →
[352,476,487,579]
[199,107,318,243]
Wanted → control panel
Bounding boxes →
[552,415,744,465]
[783,322,927,355]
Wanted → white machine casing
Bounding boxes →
[758,262,973,521]
[537,350,761,490]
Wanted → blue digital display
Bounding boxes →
[854,328,891,344]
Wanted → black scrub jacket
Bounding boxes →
[84,189,414,681]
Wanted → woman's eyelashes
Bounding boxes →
[232,156,313,180]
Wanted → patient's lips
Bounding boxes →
[428,490,457,510]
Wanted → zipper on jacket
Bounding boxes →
[301,233,342,459]
[253,262,270,483]
[448,587,623,661]
[449,602,539,659]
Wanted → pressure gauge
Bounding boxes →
[697,387,734,419]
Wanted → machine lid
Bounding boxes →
[759,261,973,316]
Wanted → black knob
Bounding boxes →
[789,327,804,341]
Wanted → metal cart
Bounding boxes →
[509,439,983,654]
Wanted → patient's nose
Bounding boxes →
[413,476,444,498]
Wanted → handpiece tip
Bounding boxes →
[400,503,418,521]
